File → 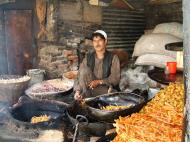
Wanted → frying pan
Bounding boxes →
[84,92,146,122]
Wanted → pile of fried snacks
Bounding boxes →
[31,115,50,124]
[112,83,184,142]
[101,105,133,111]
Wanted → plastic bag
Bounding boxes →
[120,67,149,91]
[119,66,162,92]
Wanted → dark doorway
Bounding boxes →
[4,10,33,75]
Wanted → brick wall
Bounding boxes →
[38,43,78,79]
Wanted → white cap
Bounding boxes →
[94,30,107,40]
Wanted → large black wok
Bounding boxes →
[84,92,146,122]
[9,96,68,129]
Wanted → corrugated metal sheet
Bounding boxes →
[102,7,145,52]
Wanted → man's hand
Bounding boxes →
[74,91,83,101]
[88,80,103,89]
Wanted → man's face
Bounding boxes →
[92,36,107,52]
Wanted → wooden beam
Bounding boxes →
[183,0,190,141]
[122,0,135,10]
[0,0,15,5]
[149,0,181,5]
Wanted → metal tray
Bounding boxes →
[25,79,74,99]
[148,68,183,85]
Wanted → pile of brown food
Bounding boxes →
[112,82,184,142]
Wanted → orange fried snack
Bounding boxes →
[112,83,184,142]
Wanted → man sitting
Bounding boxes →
[74,30,120,100]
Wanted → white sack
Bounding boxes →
[153,22,183,38]
[135,54,176,68]
[132,33,182,58]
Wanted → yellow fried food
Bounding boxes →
[112,83,184,142]
[101,105,133,111]
[148,82,184,113]
[31,115,50,124]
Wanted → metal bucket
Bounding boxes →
[27,69,45,87]
[0,75,30,105]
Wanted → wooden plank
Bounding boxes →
[149,0,181,5]
[0,10,8,74]
[5,10,33,75]
[183,0,190,141]
[122,0,135,10]
[0,0,15,5]
[59,2,82,21]
[59,1,102,23]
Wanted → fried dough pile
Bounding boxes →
[31,115,50,124]
[101,105,133,111]
[112,83,184,142]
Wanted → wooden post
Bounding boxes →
[46,0,58,42]
[183,0,190,141]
